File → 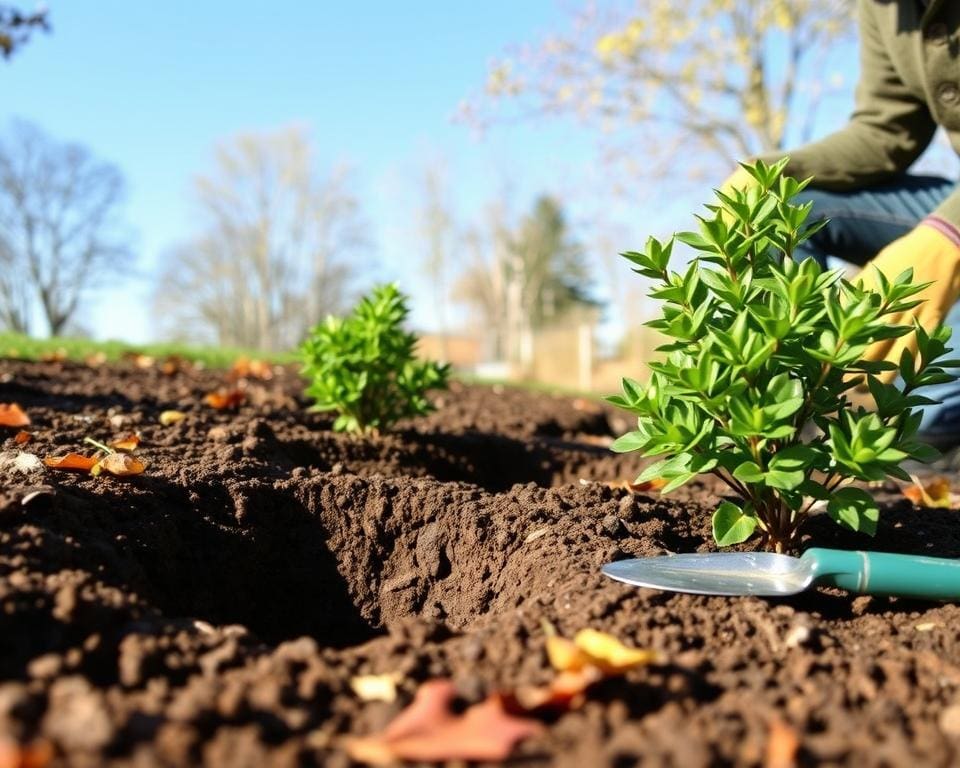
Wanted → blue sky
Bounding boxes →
[3,1,858,344]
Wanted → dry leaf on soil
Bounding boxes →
[13,430,31,445]
[93,453,145,477]
[345,679,542,766]
[43,453,99,472]
[0,403,30,428]
[39,348,67,363]
[204,389,245,410]
[109,434,141,452]
[902,475,957,509]
[515,624,660,712]
[764,719,799,768]
[0,737,53,768]
[159,410,187,426]
[230,356,273,381]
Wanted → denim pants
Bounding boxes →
[793,175,959,427]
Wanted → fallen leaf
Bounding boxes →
[350,673,401,703]
[0,403,30,428]
[93,453,145,477]
[545,634,588,673]
[231,356,274,381]
[345,680,542,766]
[84,352,107,367]
[109,434,141,452]
[13,431,31,445]
[572,628,660,674]
[511,666,604,712]
[43,453,98,472]
[903,475,956,509]
[764,719,799,768]
[628,477,668,493]
[160,355,189,375]
[0,737,53,768]
[159,410,187,426]
[39,348,67,363]
[204,389,245,410]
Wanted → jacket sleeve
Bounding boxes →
[761,0,937,189]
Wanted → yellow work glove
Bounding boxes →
[857,222,960,383]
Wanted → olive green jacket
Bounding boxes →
[772,0,960,230]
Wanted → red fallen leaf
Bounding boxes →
[204,389,245,410]
[109,434,141,452]
[43,453,98,472]
[13,430,31,445]
[0,737,53,768]
[0,404,30,428]
[344,679,542,766]
[94,453,145,477]
[765,719,799,768]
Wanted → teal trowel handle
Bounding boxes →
[804,548,960,600]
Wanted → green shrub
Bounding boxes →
[300,283,450,434]
[607,159,958,552]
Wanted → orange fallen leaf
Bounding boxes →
[230,356,273,381]
[511,666,605,713]
[902,475,955,509]
[204,389,245,410]
[93,453,145,477]
[0,403,30,428]
[765,719,799,768]
[159,410,187,426]
[522,623,659,712]
[160,355,189,375]
[629,477,668,493]
[0,737,53,768]
[84,352,107,368]
[345,680,542,766]
[13,430,31,445]
[109,434,141,452]
[43,453,98,472]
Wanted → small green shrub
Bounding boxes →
[607,159,958,552]
[299,283,450,434]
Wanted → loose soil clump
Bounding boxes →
[3,359,960,766]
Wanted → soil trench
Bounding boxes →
[3,360,960,766]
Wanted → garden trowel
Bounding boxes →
[602,548,960,600]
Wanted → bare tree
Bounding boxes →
[418,159,456,356]
[155,126,367,351]
[0,4,48,60]
[460,0,854,185]
[455,194,596,364]
[0,120,129,336]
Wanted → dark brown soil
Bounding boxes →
[3,359,960,766]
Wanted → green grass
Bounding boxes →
[0,332,295,369]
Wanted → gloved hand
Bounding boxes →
[856,222,960,382]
